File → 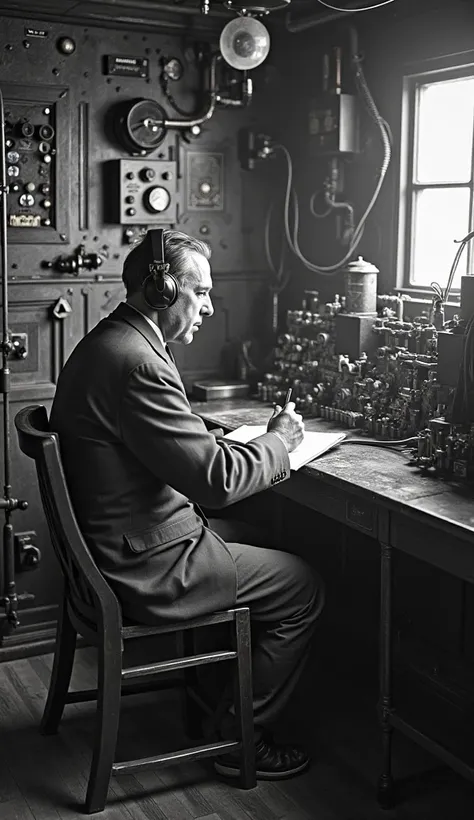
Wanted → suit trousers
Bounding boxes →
[206,517,325,732]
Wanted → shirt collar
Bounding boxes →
[126,303,165,347]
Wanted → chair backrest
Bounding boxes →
[15,405,121,638]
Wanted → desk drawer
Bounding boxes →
[274,472,378,538]
[391,515,474,582]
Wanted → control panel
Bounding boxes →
[4,102,56,228]
[2,82,69,245]
[106,158,178,226]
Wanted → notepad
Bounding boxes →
[223,425,346,471]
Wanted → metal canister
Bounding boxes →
[344,256,379,314]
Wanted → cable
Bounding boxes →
[316,0,396,11]
[340,436,418,446]
[268,32,391,275]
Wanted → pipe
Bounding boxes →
[164,52,219,129]
[285,0,376,33]
[0,87,19,628]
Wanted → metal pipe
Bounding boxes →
[164,52,219,129]
[0,86,18,627]
[85,0,231,17]
[285,0,375,33]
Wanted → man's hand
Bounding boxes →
[267,402,304,453]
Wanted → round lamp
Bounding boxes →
[219,16,270,70]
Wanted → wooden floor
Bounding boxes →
[1,640,474,820]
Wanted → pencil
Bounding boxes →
[285,387,293,405]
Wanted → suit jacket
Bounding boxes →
[50,302,290,624]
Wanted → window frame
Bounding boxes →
[396,49,474,297]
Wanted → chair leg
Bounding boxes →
[41,596,77,735]
[85,630,122,814]
[233,608,256,789]
[180,629,204,740]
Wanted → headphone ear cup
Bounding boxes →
[144,270,179,310]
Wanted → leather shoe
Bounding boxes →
[214,733,310,780]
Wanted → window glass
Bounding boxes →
[415,77,474,184]
[411,186,470,287]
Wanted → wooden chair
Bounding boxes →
[15,404,256,814]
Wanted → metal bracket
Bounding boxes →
[14,531,41,571]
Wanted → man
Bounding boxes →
[50,229,325,780]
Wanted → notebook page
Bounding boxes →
[223,426,346,470]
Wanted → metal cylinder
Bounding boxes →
[344,256,379,314]
[460,275,474,321]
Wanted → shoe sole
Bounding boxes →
[214,757,310,780]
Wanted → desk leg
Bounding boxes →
[377,540,395,809]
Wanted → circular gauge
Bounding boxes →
[163,57,184,82]
[144,185,171,214]
[116,99,167,154]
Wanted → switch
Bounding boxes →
[126,207,136,216]
[42,199,52,209]
[40,183,50,195]
[140,167,156,182]
[19,193,35,207]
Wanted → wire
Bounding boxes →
[340,436,418,446]
[316,0,397,11]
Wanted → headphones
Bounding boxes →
[142,229,179,310]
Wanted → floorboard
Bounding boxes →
[0,642,472,820]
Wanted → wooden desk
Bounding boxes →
[192,397,474,808]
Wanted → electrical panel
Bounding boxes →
[308,94,359,156]
[105,158,178,225]
[3,83,70,244]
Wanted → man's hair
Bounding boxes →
[122,230,211,298]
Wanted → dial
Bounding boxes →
[163,57,184,82]
[144,186,171,214]
[116,98,167,154]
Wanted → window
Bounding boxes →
[398,60,474,293]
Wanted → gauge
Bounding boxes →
[163,57,184,82]
[144,186,171,214]
[115,98,167,154]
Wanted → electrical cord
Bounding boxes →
[316,0,397,11]
[269,34,391,275]
[340,436,418,446]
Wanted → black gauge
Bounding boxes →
[116,99,167,154]
[163,57,184,82]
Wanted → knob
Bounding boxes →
[9,183,20,193]
[140,167,156,182]
[38,124,55,140]
[161,170,173,181]
[126,207,136,216]
[42,218,51,226]
[25,181,36,193]
[125,171,134,180]
[6,150,19,164]
[42,154,52,164]
[20,122,34,138]
[40,183,50,194]
[19,193,35,207]
[42,199,52,209]
[125,195,135,204]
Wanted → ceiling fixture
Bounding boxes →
[218,0,289,70]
